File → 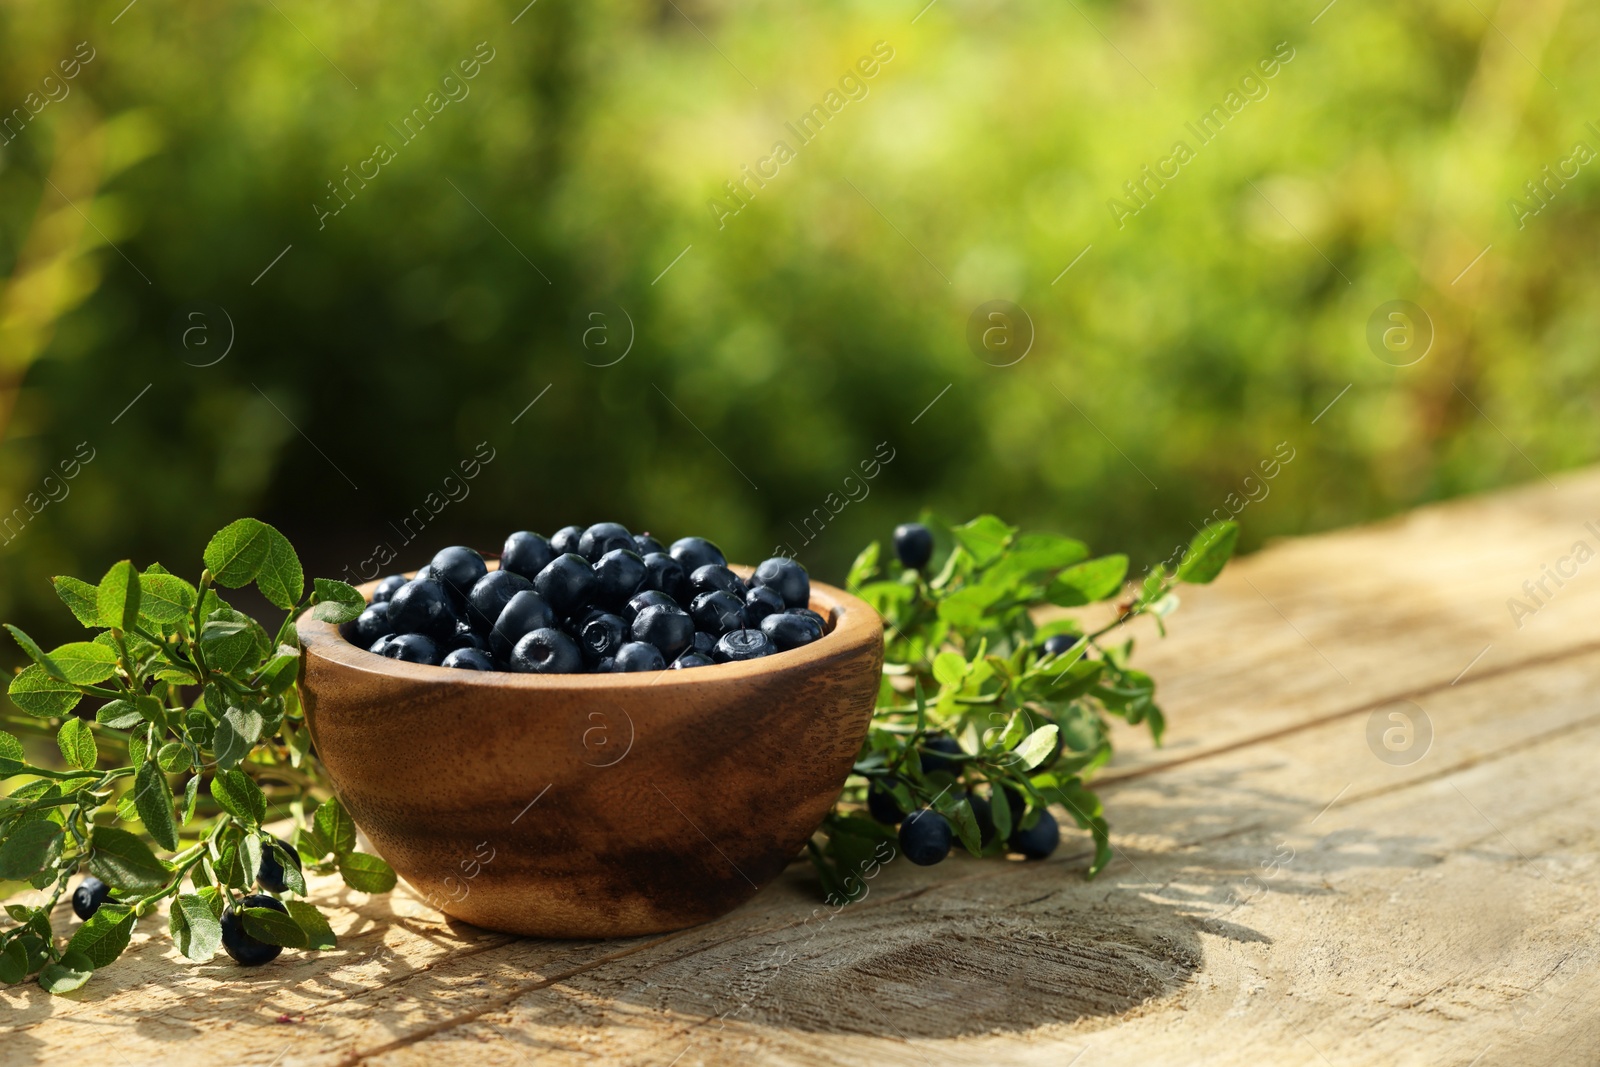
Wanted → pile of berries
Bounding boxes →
[342,523,827,673]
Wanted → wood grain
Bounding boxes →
[7,469,1600,1066]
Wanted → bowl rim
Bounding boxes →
[296,563,884,689]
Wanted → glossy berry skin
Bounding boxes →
[72,876,111,920]
[790,607,828,633]
[713,628,775,663]
[610,641,666,672]
[634,534,665,556]
[578,612,629,664]
[592,549,648,608]
[501,531,555,581]
[669,536,726,573]
[444,620,491,653]
[898,809,953,866]
[894,523,934,570]
[625,589,677,622]
[690,564,746,599]
[691,591,746,636]
[632,603,695,659]
[466,569,535,631]
[640,552,690,605]
[752,556,810,608]
[372,574,408,604]
[221,893,288,967]
[442,647,495,670]
[387,579,456,640]
[509,628,584,674]
[368,634,398,657]
[670,652,714,669]
[431,546,488,599]
[921,735,964,775]
[759,612,821,651]
[549,525,584,555]
[257,835,302,893]
[346,603,394,647]
[690,631,716,657]
[534,553,596,614]
[743,584,785,624]
[1041,633,1082,657]
[490,590,558,661]
[867,782,905,825]
[384,633,440,665]
[579,522,635,562]
[1008,808,1060,860]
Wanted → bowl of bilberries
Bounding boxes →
[296,522,886,938]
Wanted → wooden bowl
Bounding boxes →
[296,571,883,938]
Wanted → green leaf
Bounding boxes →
[1177,521,1239,584]
[4,625,66,680]
[1013,725,1060,771]
[951,515,1015,567]
[95,700,143,728]
[309,578,365,623]
[45,642,120,685]
[1002,532,1089,574]
[157,741,192,774]
[52,576,103,628]
[211,702,264,770]
[134,760,179,850]
[210,769,267,827]
[182,773,201,825]
[0,822,64,880]
[8,665,83,718]
[284,901,337,950]
[314,797,357,856]
[88,826,168,890]
[936,585,1006,629]
[96,560,142,632]
[989,784,1012,840]
[265,838,307,894]
[0,731,25,775]
[940,796,982,856]
[240,905,309,948]
[56,718,96,770]
[199,608,268,676]
[845,541,881,590]
[65,904,137,968]
[204,518,304,609]
[0,939,28,984]
[137,572,198,625]
[931,651,968,688]
[38,951,95,995]
[1046,555,1129,606]
[170,894,222,961]
[338,851,397,893]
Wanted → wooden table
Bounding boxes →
[7,471,1600,1066]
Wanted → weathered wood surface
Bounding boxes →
[7,469,1600,1066]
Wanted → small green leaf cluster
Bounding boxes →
[0,519,384,993]
[812,515,1238,899]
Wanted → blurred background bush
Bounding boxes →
[1,0,1595,650]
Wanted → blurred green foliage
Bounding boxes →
[1,0,1596,651]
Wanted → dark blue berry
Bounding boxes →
[579,522,635,562]
[387,579,455,640]
[867,781,905,825]
[442,647,495,670]
[790,607,828,633]
[610,641,666,672]
[691,591,746,636]
[713,628,775,662]
[743,584,785,623]
[634,534,665,556]
[921,735,964,774]
[533,553,596,614]
[966,791,996,847]
[690,631,716,656]
[641,552,690,604]
[509,628,584,674]
[431,546,488,600]
[898,809,952,865]
[1007,808,1060,860]
[669,536,726,573]
[550,525,584,555]
[72,876,110,920]
[368,634,397,657]
[501,531,555,581]
[894,523,934,570]
[221,893,287,966]
[257,835,302,893]
[445,619,491,653]
[372,575,408,604]
[490,590,558,661]
[690,564,746,600]
[1041,633,1082,657]
[670,652,714,669]
[384,633,440,665]
[466,569,535,631]
[345,603,394,647]
[752,556,810,608]
[625,589,678,622]
[593,549,648,608]
[632,603,695,659]
[760,612,821,651]
[578,612,629,663]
